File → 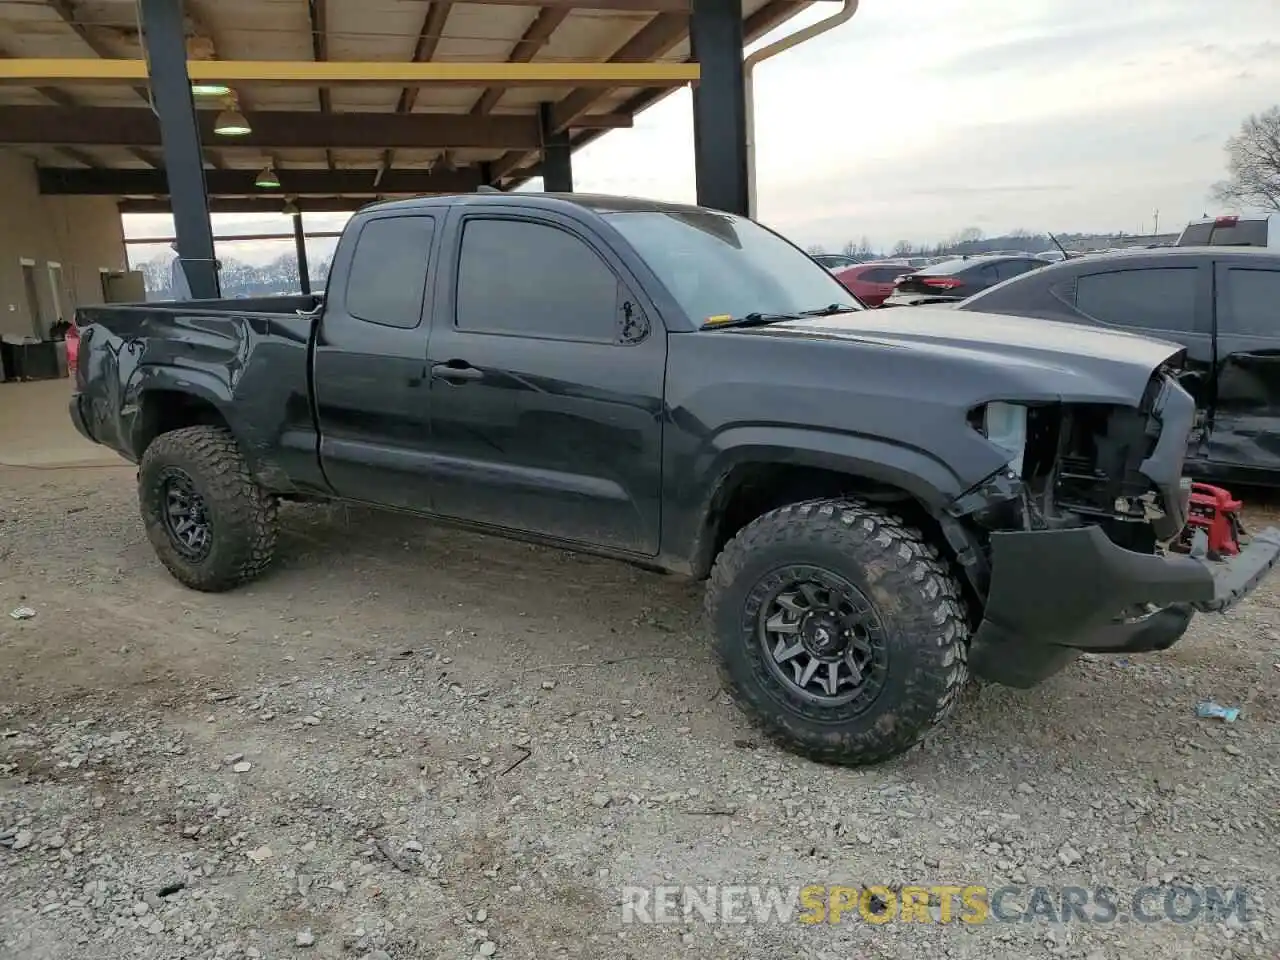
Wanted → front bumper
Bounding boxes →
[969,524,1280,687]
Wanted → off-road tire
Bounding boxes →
[138,426,278,592]
[706,498,968,765]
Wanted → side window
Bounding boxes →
[978,264,1001,285]
[863,267,901,283]
[1074,268,1198,333]
[456,219,620,342]
[998,259,1041,281]
[345,216,435,329]
[1220,269,1280,337]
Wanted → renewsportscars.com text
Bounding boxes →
[620,884,1253,926]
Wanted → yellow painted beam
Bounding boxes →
[0,58,700,87]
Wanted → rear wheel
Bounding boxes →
[138,426,278,592]
[706,499,968,765]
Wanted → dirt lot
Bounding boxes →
[1,381,1277,960]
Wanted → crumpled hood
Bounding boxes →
[742,307,1184,405]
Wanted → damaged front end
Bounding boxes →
[941,370,1280,688]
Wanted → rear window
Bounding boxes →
[1218,268,1280,337]
[1179,219,1269,247]
[915,259,973,276]
[1074,267,1198,333]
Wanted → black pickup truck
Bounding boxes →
[70,193,1280,765]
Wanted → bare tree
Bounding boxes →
[891,240,915,257]
[1212,107,1280,212]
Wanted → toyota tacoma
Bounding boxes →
[69,193,1280,764]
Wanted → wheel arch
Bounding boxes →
[683,430,968,579]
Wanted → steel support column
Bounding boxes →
[538,102,573,192]
[292,212,312,296]
[139,0,218,298]
[690,0,749,216]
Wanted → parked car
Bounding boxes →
[812,253,863,271]
[958,247,1280,486]
[64,320,80,374]
[831,261,916,306]
[1177,214,1280,249]
[69,193,1280,766]
[883,254,1051,306]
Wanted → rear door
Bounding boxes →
[422,207,667,554]
[1206,258,1280,475]
[313,212,439,510]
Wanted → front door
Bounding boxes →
[423,208,666,555]
[313,212,440,511]
[1207,259,1280,475]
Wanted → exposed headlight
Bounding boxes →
[983,402,1027,476]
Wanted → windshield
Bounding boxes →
[604,209,861,324]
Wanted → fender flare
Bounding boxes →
[123,365,258,466]
[680,425,970,575]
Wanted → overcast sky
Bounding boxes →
[125,0,1280,257]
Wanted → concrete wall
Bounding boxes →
[0,152,127,340]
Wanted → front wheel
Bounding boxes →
[706,499,968,765]
[138,425,278,592]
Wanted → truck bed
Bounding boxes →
[72,295,326,493]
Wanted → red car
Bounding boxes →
[832,261,915,307]
[65,321,80,377]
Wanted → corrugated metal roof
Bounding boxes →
[0,0,810,200]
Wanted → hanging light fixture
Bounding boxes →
[255,164,281,189]
[191,81,231,97]
[213,96,251,137]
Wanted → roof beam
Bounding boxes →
[491,12,687,181]
[0,44,99,167]
[502,0,809,187]
[307,0,334,170]
[40,1,161,167]
[0,58,699,87]
[470,7,569,118]
[379,1,453,185]
[119,196,372,214]
[41,166,483,196]
[0,106,629,149]
[448,0,687,9]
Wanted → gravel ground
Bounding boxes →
[1,460,1278,960]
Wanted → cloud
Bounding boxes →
[568,0,1280,250]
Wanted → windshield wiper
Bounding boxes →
[799,303,860,317]
[699,312,801,330]
[699,304,860,331]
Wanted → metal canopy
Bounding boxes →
[0,0,810,205]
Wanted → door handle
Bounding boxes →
[431,362,484,383]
